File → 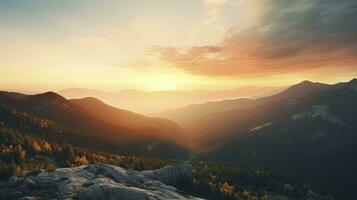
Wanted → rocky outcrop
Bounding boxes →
[0,163,202,200]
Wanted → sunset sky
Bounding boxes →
[1,0,357,92]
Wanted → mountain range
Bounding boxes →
[154,79,357,198]
[1,79,357,199]
[152,80,331,126]
[58,86,281,114]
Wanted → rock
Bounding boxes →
[77,183,151,200]
[57,176,87,199]
[9,190,24,198]
[8,176,19,186]
[0,162,202,200]
[26,169,44,176]
[142,162,193,184]
[21,178,38,189]
[19,196,40,200]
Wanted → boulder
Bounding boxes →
[0,163,202,200]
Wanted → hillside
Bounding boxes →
[153,80,331,126]
[0,121,330,200]
[70,97,188,146]
[0,91,189,159]
[1,80,356,199]
[191,79,357,198]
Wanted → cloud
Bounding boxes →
[196,0,237,33]
[155,0,357,76]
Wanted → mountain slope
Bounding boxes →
[194,79,357,198]
[70,97,187,146]
[153,80,331,126]
[261,80,331,102]
[0,91,189,159]
[152,98,257,126]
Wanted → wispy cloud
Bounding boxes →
[194,0,236,33]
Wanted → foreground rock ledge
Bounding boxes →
[0,162,202,200]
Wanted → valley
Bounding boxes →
[1,79,357,199]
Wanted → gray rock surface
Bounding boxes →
[0,163,202,200]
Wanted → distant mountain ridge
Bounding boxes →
[58,86,281,114]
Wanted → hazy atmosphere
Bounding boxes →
[1,0,357,92]
[1,1,357,200]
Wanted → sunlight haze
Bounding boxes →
[1,0,356,92]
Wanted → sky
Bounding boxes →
[1,0,357,92]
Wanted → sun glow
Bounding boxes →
[149,82,175,91]
[0,0,357,93]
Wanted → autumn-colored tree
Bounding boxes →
[32,141,41,154]
[42,141,52,154]
[76,155,89,165]
[14,144,26,164]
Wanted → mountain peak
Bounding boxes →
[273,80,330,99]
[70,97,110,110]
[348,78,357,84]
[345,78,357,91]
[74,97,104,104]
[41,91,62,96]
[290,80,329,89]
[295,80,318,87]
[23,91,68,106]
[33,91,66,100]
[300,80,313,84]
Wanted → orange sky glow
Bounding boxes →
[1,0,357,93]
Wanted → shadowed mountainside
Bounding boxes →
[184,79,357,198]
[153,80,330,126]
[0,91,189,159]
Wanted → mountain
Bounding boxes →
[259,80,331,102]
[153,80,333,134]
[152,98,256,126]
[0,120,332,200]
[0,91,189,159]
[70,97,188,146]
[58,86,281,114]
[1,81,349,199]
[191,79,357,198]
